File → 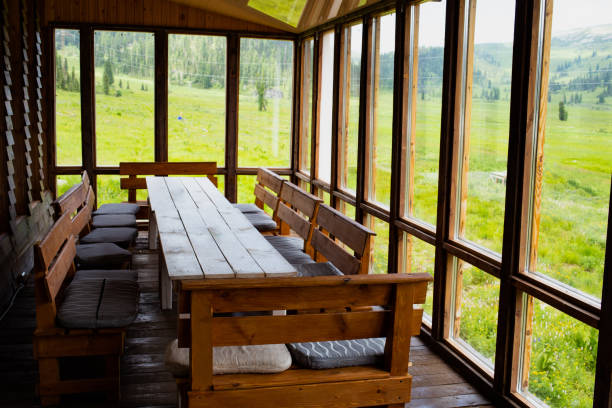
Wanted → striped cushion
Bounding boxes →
[287,338,386,369]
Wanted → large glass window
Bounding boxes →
[55,29,82,166]
[526,0,611,301]
[299,38,314,175]
[367,215,389,274]
[339,23,362,194]
[400,232,435,322]
[168,34,226,165]
[316,31,334,183]
[454,0,515,254]
[94,31,155,166]
[238,38,293,168]
[366,12,395,208]
[402,1,445,227]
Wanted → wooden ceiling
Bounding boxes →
[169,0,384,33]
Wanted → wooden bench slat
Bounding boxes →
[38,211,72,267]
[46,235,76,301]
[311,229,361,275]
[280,182,322,218]
[315,204,373,255]
[277,203,311,240]
[257,168,284,194]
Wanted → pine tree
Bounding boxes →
[558,101,568,121]
[119,79,123,89]
[103,60,111,95]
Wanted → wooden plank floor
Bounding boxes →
[0,233,493,407]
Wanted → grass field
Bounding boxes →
[55,59,610,406]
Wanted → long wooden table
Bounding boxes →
[146,176,297,309]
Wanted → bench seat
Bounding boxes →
[295,262,343,277]
[73,269,138,282]
[92,214,138,228]
[76,243,131,269]
[93,202,140,215]
[80,227,138,248]
[287,338,385,370]
[244,211,278,232]
[233,203,265,214]
[56,278,139,329]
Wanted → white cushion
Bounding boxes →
[164,339,292,377]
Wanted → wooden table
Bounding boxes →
[146,176,297,309]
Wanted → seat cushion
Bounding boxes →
[279,249,314,265]
[93,203,140,215]
[76,243,131,269]
[165,339,292,378]
[74,269,138,282]
[80,227,138,248]
[296,262,344,277]
[287,338,386,370]
[245,212,277,232]
[265,235,304,252]
[56,279,139,329]
[92,214,137,228]
[233,203,265,214]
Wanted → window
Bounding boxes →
[168,34,226,165]
[525,0,611,301]
[453,0,515,254]
[56,175,81,198]
[401,1,446,227]
[238,38,293,168]
[400,232,435,322]
[338,23,362,194]
[55,29,81,166]
[365,12,395,208]
[94,31,155,166]
[366,215,389,274]
[448,258,500,373]
[237,175,257,210]
[299,38,314,175]
[515,295,598,407]
[316,31,334,183]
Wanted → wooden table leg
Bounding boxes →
[148,210,158,250]
[159,256,173,310]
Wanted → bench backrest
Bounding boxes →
[179,273,432,391]
[52,180,87,220]
[312,204,375,275]
[34,211,77,330]
[276,181,323,253]
[252,168,286,215]
[71,187,95,237]
[119,162,218,202]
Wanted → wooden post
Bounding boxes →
[355,15,370,224]
[190,291,213,391]
[154,30,168,163]
[225,34,238,202]
[80,26,96,203]
[329,25,341,210]
[309,34,320,194]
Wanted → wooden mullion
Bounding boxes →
[329,24,341,210]
[290,38,300,185]
[338,24,350,196]
[308,34,319,194]
[354,15,370,224]
[594,179,612,407]
[225,33,238,202]
[154,30,168,162]
[79,25,95,198]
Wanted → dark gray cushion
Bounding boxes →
[265,235,304,252]
[287,338,386,369]
[76,243,131,269]
[233,203,265,214]
[279,250,314,265]
[296,262,343,277]
[80,227,138,248]
[93,203,140,215]
[57,278,139,329]
[245,212,277,232]
[74,269,138,282]
[92,214,137,228]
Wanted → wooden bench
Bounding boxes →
[238,168,287,234]
[33,211,139,405]
[177,273,432,408]
[119,161,218,218]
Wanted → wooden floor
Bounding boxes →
[0,233,493,407]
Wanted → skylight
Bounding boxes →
[248,0,308,27]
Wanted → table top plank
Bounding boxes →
[164,178,235,279]
[146,177,203,280]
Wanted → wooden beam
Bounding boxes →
[79,26,96,201]
[355,15,370,224]
[225,33,238,202]
[154,30,168,162]
[308,33,320,194]
[329,24,342,209]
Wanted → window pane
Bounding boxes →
[367,215,389,274]
[449,258,500,371]
[168,34,226,165]
[366,13,395,208]
[519,296,597,407]
[400,232,435,321]
[528,0,612,300]
[337,200,356,220]
[96,175,125,205]
[247,0,307,28]
[55,29,81,166]
[237,175,257,209]
[339,23,361,193]
[317,31,334,183]
[56,175,81,198]
[299,38,314,174]
[238,38,293,168]
[94,31,155,166]
[455,1,515,253]
[403,1,445,226]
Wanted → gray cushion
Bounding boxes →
[265,235,304,252]
[56,278,139,329]
[76,243,131,269]
[233,203,265,214]
[296,262,344,277]
[245,212,277,232]
[279,250,314,265]
[287,338,386,369]
[80,227,138,248]
[94,203,140,215]
[74,269,138,282]
[92,214,137,228]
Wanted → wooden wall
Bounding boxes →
[0,0,53,313]
[42,0,287,33]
